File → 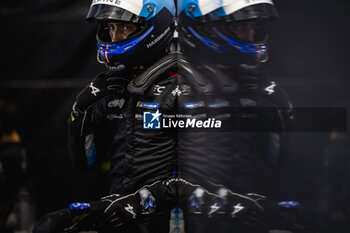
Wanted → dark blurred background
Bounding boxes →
[1,0,350,232]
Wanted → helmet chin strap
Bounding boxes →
[240,52,268,70]
[240,63,260,70]
[96,53,105,64]
[97,52,128,72]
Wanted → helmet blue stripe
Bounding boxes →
[188,26,224,52]
[212,27,266,54]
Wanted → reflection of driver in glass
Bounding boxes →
[204,20,265,42]
[178,0,277,69]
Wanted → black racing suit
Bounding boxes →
[178,65,294,190]
[68,54,294,233]
[68,57,179,232]
[69,70,178,194]
[176,62,294,233]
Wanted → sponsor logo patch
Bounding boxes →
[89,82,100,96]
[184,101,205,109]
[108,98,125,108]
[124,204,137,219]
[172,85,182,96]
[278,201,301,208]
[137,101,159,110]
[153,85,166,96]
[265,81,276,95]
[68,202,91,212]
[231,203,244,217]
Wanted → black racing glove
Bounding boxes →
[72,72,129,117]
[183,184,266,219]
[92,180,175,225]
[32,194,136,233]
[32,181,170,233]
[182,182,315,232]
[32,202,109,233]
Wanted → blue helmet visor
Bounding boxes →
[193,19,267,45]
[197,3,277,23]
[213,26,267,55]
[87,4,144,24]
[96,21,146,44]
